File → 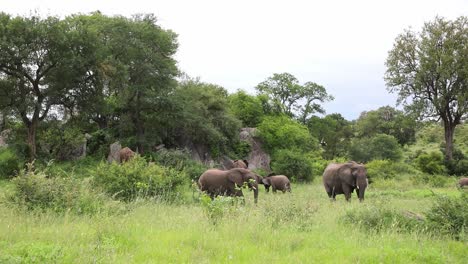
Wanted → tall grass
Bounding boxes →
[0,182,466,263]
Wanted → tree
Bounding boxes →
[355,106,417,145]
[0,13,95,159]
[307,113,353,159]
[227,90,265,127]
[385,16,468,160]
[169,78,242,158]
[255,73,333,122]
[348,134,402,163]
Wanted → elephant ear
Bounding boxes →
[243,159,249,168]
[227,169,245,187]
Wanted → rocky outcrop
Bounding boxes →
[240,128,271,172]
[107,142,122,163]
[0,129,11,148]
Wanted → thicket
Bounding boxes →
[93,156,186,201]
[343,192,468,241]
[0,148,21,179]
[8,162,119,215]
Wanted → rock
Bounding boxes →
[239,128,271,172]
[0,129,11,148]
[107,142,122,163]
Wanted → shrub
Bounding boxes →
[415,151,446,175]
[93,155,186,201]
[366,160,419,180]
[0,148,21,179]
[257,115,318,153]
[342,205,424,233]
[150,149,207,180]
[199,194,239,225]
[426,192,468,240]
[271,149,314,182]
[9,162,114,215]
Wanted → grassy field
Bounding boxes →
[0,179,466,263]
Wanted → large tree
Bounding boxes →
[0,13,95,159]
[385,16,468,160]
[255,73,333,123]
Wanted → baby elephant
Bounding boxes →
[459,177,468,188]
[262,174,291,193]
[119,147,135,163]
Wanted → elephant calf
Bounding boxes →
[459,177,468,188]
[119,147,135,163]
[262,174,291,193]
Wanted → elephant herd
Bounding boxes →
[197,160,369,203]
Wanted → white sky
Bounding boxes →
[2,0,467,120]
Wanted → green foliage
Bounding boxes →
[349,134,402,162]
[355,106,417,145]
[9,162,114,215]
[199,194,239,225]
[0,242,63,264]
[385,16,468,160]
[262,201,317,231]
[227,90,265,127]
[307,113,353,159]
[271,149,315,182]
[93,156,186,201]
[366,160,419,180]
[37,121,86,160]
[0,148,21,179]
[342,205,424,233]
[150,149,207,180]
[170,78,242,158]
[258,115,317,154]
[255,73,333,122]
[415,151,446,175]
[426,192,468,240]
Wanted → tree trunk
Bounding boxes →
[27,120,38,160]
[134,90,144,154]
[443,123,455,161]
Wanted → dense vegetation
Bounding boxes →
[0,12,467,263]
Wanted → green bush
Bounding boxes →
[426,192,468,240]
[9,163,115,215]
[415,151,446,175]
[271,149,314,182]
[93,155,187,201]
[150,149,207,180]
[366,160,419,180]
[0,148,21,179]
[257,115,318,153]
[342,205,424,233]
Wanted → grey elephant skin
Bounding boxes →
[198,168,261,203]
[459,177,468,188]
[322,162,368,202]
[262,175,291,193]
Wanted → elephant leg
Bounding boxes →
[342,184,352,202]
[272,186,277,193]
[356,188,360,198]
[326,186,336,201]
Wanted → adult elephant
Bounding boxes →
[198,168,261,203]
[262,174,291,193]
[322,161,368,202]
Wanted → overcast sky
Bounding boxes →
[3,0,467,120]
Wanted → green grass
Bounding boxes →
[0,181,466,263]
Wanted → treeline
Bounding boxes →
[0,13,467,182]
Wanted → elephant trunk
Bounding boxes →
[253,183,258,204]
[357,181,367,202]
